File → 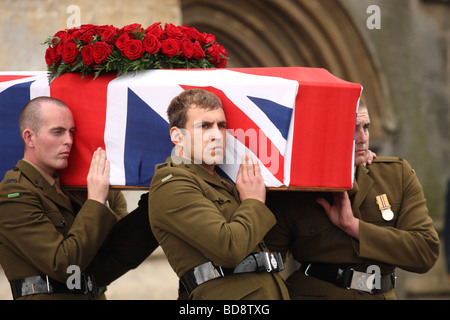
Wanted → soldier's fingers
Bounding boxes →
[89,147,101,170]
[316,197,331,214]
[90,148,108,176]
[239,154,250,178]
[253,157,262,177]
[333,191,348,208]
[245,154,256,176]
[97,148,106,173]
[103,159,110,181]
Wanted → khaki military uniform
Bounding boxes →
[265,157,439,300]
[149,157,289,300]
[70,189,128,219]
[0,160,158,299]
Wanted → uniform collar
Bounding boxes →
[350,164,374,215]
[22,159,58,187]
[16,160,74,212]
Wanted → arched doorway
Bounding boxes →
[181,0,396,147]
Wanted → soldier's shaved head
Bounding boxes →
[19,96,68,141]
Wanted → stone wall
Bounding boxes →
[0,0,181,71]
[341,0,450,220]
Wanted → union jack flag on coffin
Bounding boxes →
[0,67,362,189]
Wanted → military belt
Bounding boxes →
[10,273,103,299]
[180,251,284,295]
[301,262,396,294]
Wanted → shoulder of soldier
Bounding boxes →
[369,156,416,175]
[371,156,403,164]
[0,167,23,187]
[0,167,30,200]
[151,161,196,188]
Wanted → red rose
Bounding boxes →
[67,29,82,42]
[200,32,216,46]
[101,25,118,43]
[206,43,227,67]
[79,24,95,31]
[45,47,60,66]
[54,33,70,56]
[92,42,112,64]
[145,22,164,40]
[215,45,228,68]
[115,33,131,52]
[121,23,144,34]
[215,57,227,68]
[191,41,205,60]
[164,23,184,40]
[180,39,194,58]
[80,43,94,66]
[79,28,96,44]
[62,41,78,64]
[179,26,202,42]
[53,30,67,44]
[161,38,180,57]
[143,34,161,54]
[124,39,144,60]
[206,44,220,63]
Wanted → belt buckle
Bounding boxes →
[263,253,273,272]
[214,265,225,278]
[263,252,283,272]
[349,270,376,293]
[81,274,97,296]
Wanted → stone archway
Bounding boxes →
[181,0,395,145]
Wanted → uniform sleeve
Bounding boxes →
[0,183,118,283]
[107,189,128,218]
[358,160,440,273]
[149,169,276,268]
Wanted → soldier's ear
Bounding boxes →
[170,127,184,147]
[22,129,36,148]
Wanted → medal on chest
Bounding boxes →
[376,194,394,221]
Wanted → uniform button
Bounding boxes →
[309,227,316,234]
[61,220,66,227]
[218,198,224,204]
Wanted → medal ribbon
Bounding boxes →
[376,194,391,210]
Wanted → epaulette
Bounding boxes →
[2,168,21,184]
[156,163,168,170]
[372,156,403,164]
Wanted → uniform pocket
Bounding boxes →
[203,187,232,209]
[359,202,400,227]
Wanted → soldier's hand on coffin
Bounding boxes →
[316,192,360,240]
[236,154,266,203]
[87,147,110,205]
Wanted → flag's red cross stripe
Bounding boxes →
[0,75,34,83]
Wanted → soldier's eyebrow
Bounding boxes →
[194,120,227,128]
[218,120,227,127]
